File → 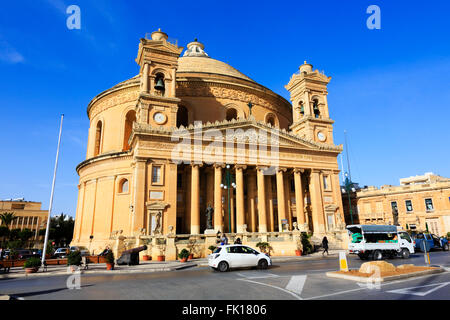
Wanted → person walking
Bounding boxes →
[221,233,229,245]
[234,237,241,244]
[322,236,329,256]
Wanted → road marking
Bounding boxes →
[285,275,306,295]
[237,278,302,300]
[236,272,279,279]
[386,281,450,296]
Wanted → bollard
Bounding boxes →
[339,251,348,272]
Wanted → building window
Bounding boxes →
[18,217,23,225]
[152,166,162,184]
[94,120,102,157]
[226,108,238,121]
[119,179,129,193]
[299,101,304,116]
[123,110,136,151]
[33,217,38,225]
[425,198,434,211]
[405,200,413,212]
[323,175,329,190]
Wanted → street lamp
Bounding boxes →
[220,164,236,233]
[342,172,356,225]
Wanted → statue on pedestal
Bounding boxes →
[205,204,214,230]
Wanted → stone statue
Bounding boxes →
[205,204,214,229]
[154,212,162,234]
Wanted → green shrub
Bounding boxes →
[208,245,217,253]
[24,257,41,269]
[256,242,270,254]
[105,251,115,264]
[301,232,313,255]
[178,248,190,259]
[67,251,82,266]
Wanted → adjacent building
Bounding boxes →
[71,29,348,259]
[347,173,450,236]
[0,199,48,240]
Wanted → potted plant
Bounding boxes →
[295,238,303,256]
[142,254,151,261]
[157,244,165,261]
[105,251,115,270]
[256,242,271,256]
[178,249,190,262]
[23,257,41,273]
[67,250,82,272]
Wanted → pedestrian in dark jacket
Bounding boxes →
[322,236,329,256]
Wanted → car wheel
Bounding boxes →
[357,253,366,260]
[401,248,410,259]
[257,259,268,270]
[218,261,229,272]
[443,243,449,251]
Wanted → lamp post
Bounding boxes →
[342,173,355,225]
[220,164,236,233]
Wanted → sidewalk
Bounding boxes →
[0,249,342,280]
[0,260,198,280]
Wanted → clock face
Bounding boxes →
[153,112,167,124]
[317,131,326,142]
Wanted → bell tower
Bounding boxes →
[285,61,334,144]
[135,29,184,127]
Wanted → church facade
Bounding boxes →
[72,29,347,259]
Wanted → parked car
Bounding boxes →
[411,233,449,252]
[69,246,90,256]
[208,244,272,272]
[16,249,36,260]
[347,224,415,260]
[53,248,70,258]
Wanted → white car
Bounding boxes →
[208,244,272,272]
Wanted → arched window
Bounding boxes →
[94,121,102,157]
[226,108,238,121]
[123,110,136,151]
[313,99,320,118]
[119,179,129,193]
[267,115,276,126]
[177,105,189,127]
[299,101,305,116]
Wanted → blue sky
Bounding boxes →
[1,0,449,218]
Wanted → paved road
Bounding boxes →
[1,251,449,300]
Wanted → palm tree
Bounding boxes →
[0,212,17,228]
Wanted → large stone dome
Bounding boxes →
[177,56,255,83]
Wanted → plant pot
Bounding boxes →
[295,250,302,256]
[188,254,194,260]
[157,255,165,261]
[142,255,151,261]
[25,267,39,274]
[106,263,114,270]
[180,257,188,262]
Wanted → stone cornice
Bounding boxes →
[76,151,131,174]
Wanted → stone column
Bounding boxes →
[276,168,287,231]
[190,164,201,234]
[309,169,325,234]
[142,63,149,93]
[214,165,223,232]
[236,165,246,233]
[247,170,257,232]
[267,175,274,231]
[257,167,267,232]
[294,168,305,225]
[133,160,146,233]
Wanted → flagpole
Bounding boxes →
[41,114,64,268]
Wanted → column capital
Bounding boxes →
[293,168,305,174]
[235,164,247,171]
[213,163,226,169]
[311,168,322,174]
[276,167,288,173]
[191,163,203,168]
[256,166,268,172]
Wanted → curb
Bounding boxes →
[0,263,198,280]
[326,268,445,283]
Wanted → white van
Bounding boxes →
[347,225,415,260]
